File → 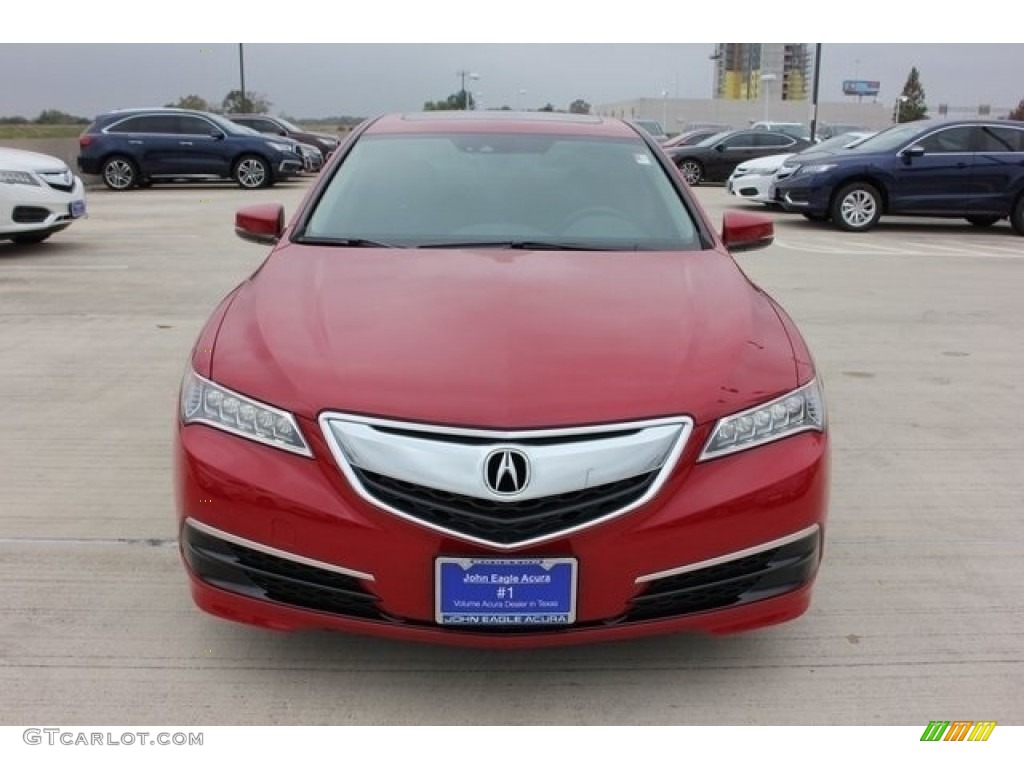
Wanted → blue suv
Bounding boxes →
[773,119,1024,235]
[77,108,305,191]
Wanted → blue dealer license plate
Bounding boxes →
[435,558,577,626]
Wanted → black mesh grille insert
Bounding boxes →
[626,530,820,621]
[354,468,660,546]
[12,206,50,224]
[183,524,385,621]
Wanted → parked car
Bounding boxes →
[1,147,86,244]
[229,121,323,173]
[634,119,668,143]
[77,107,305,191]
[815,123,872,140]
[661,128,725,149]
[668,129,813,185]
[773,119,1024,233]
[728,132,874,206]
[227,114,341,160]
[750,121,811,140]
[176,111,830,647]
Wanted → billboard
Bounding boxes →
[843,79,881,96]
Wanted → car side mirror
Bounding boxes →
[721,210,774,253]
[277,129,288,136]
[901,144,925,162]
[210,129,225,141]
[235,203,285,245]
[714,144,726,152]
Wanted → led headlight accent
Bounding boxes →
[268,141,296,153]
[181,369,311,456]
[797,163,836,176]
[0,170,40,186]
[699,380,824,461]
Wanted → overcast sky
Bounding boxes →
[3,6,1021,119]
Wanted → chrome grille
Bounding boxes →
[320,413,693,549]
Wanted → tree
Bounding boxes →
[538,103,556,113]
[423,91,475,111]
[897,67,928,123]
[34,109,88,125]
[221,90,272,114]
[165,94,211,111]
[1008,99,1024,121]
[568,99,591,115]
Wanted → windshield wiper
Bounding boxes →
[295,236,400,248]
[415,240,620,251]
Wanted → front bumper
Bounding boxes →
[775,177,834,214]
[176,417,829,647]
[0,175,86,238]
[726,174,774,203]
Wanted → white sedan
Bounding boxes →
[0,147,86,244]
[727,131,874,206]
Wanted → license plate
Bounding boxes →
[69,199,86,218]
[435,557,577,626]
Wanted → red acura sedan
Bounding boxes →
[176,111,829,648]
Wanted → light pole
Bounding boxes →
[893,95,909,124]
[661,90,668,132]
[515,89,526,111]
[760,73,777,121]
[238,44,248,113]
[456,70,479,110]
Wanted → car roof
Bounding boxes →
[362,111,639,139]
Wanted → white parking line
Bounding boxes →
[773,237,1024,259]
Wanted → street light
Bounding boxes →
[515,89,526,111]
[660,90,668,132]
[456,69,479,110]
[893,95,909,124]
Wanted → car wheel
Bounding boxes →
[11,232,51,244]
[233,155,272,190]
[966,215,1000,227]
[1008,196,1024,235]
[101,156,138,191]
[678,159,703,186]
[802,212,828,222]
[830,182,882,232]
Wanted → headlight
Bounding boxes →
[267,141,296,153]
[180,369,311,456]
[0,170,40,186]
[699,380,825,461]
[798,163,836,176]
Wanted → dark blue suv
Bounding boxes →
[77,108,305,191]
[773,119,1024,235]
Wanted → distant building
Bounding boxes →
[712,44,809,102]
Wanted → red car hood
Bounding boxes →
[210,244,799,428]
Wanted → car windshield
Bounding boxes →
[695,131,731,147]
[846,122,931,153]
[276,117,303,132]
[802,132,873,154]
[299,132,701,251]
[208,113,252,135]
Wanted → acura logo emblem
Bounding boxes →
[484,448,530,496]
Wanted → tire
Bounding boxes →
[830,182,882,232]
[101,156,138,191]
[966,215,1000,227]
[802,212,828,222]
[233,155,272,189]
[677,159,703,186]
[11,232,52,244]
[1009,196,1024,236]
